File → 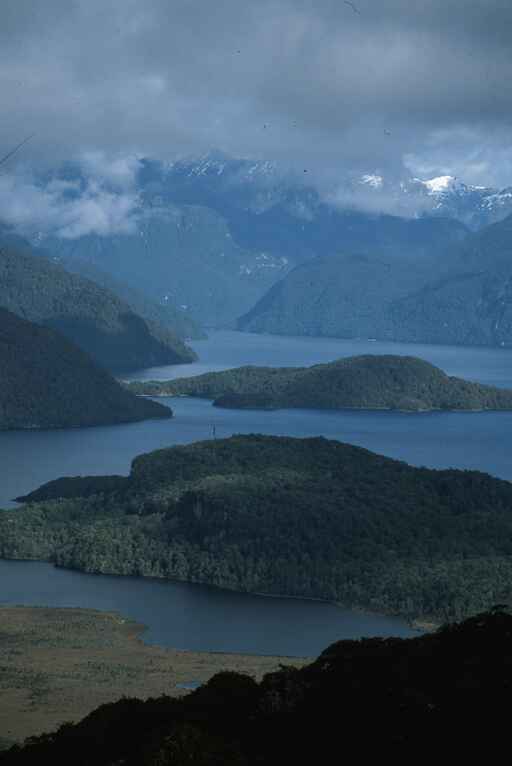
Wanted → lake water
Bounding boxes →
[0,560,416,656]
[2,331,512,510]
[1,330,512,652]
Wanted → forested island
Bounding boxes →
[126,354,512,411]
[2,608,511,762]
[4,435,512,623]
[0,308,172,429]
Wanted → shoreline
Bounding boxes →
[0,605,305,745]
[0,555,431,641]
[133,390,507,415]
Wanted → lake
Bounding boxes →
[2,330,512,510]
[0,560,416,656]
[1,330,512,652]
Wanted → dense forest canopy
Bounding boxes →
[126,354,512,412]
[0,308,172,429]
[4,435,512,622]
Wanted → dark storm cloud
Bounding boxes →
[1,0,512,197]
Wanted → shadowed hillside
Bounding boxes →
[0,243,196,371]
[0,308,172,429]
[1,609,511,761]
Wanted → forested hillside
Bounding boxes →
[4,435,512,622]
[0,308,172,429]
[58,255,204,340]
[238,213,512,348]
[127,355,512,411]
[0,244,196,371]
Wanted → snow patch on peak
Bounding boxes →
[420,175,457,194]
[361,174,383,189]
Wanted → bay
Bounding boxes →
[1,330,511,652]
[0,560,416,656]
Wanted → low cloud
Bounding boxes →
[1,0,512,220]
[326,183,437,219]
[0,161,141,239]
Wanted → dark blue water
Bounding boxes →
[0,560,416,656]
[127,330,512,389]
[2,331,512,510]
[1,330,511,652]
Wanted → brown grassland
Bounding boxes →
[0,606,308,747]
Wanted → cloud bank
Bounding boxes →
[0,0,511,227]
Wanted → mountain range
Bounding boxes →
[18,153,509,331]
[5,152,512,345]
[239,211,512,346]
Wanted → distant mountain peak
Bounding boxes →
[419,175,458,194]
[360,173,384,189]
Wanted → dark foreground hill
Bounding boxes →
[0,245,196,371]
[2,609,512,762]
[4,435,512,622]
[0,308,172,429]
[126,354,512,411]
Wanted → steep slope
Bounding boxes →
[57,255,205,340]
[390,213,512,346]
[31,156,469,329]
[127,355,512,411]
[0,245,196,371]
[238,252,436,338]
[239,213,512,347]
[42,205,291,328]
[1,610,511,762]
[154,156,469,263]
[0,308,171,429]
[4,435,512,622]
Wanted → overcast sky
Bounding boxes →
[1,0,512,224]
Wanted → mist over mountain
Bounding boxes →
[4,153,491,330]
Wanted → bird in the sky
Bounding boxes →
[344,1,361,14]
[384,129,392,136]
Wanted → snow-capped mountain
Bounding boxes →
[356,173,512,229]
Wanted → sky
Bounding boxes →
[1,0,512,234]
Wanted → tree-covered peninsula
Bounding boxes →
[0,308,172,429]
[126,354,512,411]
[4,435,512,623]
